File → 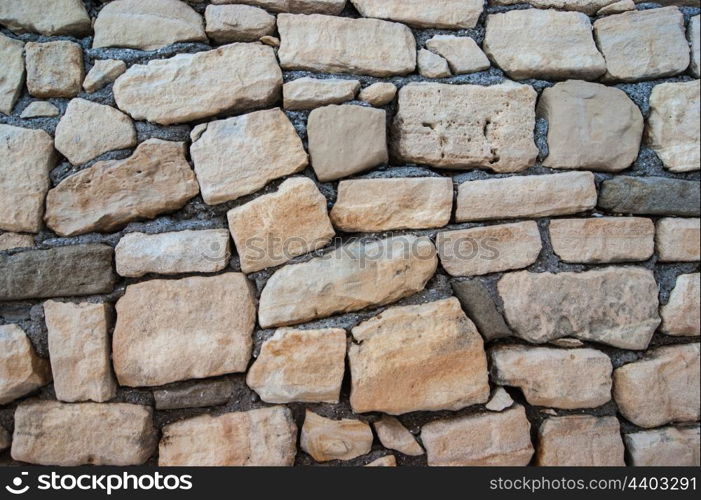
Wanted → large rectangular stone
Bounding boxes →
[598,176,700,216]
[212,0,346,14]
[350,0,483,29]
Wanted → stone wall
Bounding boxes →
[0,0,699,467]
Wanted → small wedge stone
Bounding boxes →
[625,427,700,466]
[597,0,635,15]
[0,324,51,405]
[656,218,700,262]
[83,59,127,93]
[366,455,396,466]
[451,280,512,341]
[301,411,373,462]
[283,77,360,110]
[661,273,700,337]
[0,34,24,114]
[486,388,514,412]
[19,101,59,118]
[426,36,490,74]
[358,82,397,106]
[373,416,424,456]
[418,49,451,78]
[25,41,83,98]
[205,4,275,43]
[536,416,625,466]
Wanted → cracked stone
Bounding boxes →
[418,49,451,79]
[426,35,490,75]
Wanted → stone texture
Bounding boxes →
[0,324,51,405]
[154,379,233,410]
[0,427,9,451]
[392,82,538,173]
[498,267,660,349]
[614,344,700,428]
[0,0,91,37]
[661,273,700,337]
[491,0,620,15]
[43,301,116,403]
[451,280,512,341]
[83,59,127,93]
[536,416,625,466]
[113,43,282,125]
[0,33,24,114]
[247,328,346,403]
[625,427,700,466]
[212,0,347,14]
[690,16,700,78]
[647,80,700,173]
[277,14,416,77]
[0,233,33,251]
[205,4,275,43]
[330,177,453,232]
[539,80,643,172]
[358,82,397,107]
[418,49,451,78]
[456,172,597,222]
[598,176,700,217]
[227,178,335,273]
[301,411,372,462]
[349,298,490,415]
[657,218,701,262]
[549,217,655,263]
[351,0,483,29]
[113,274,256,387]
[484,10,605,80]
[373,416,423,456]
[191,108,307,204]
[25,41,83,98]
[115,229,231,277]
[283,77,360,110]
[490,345,613,409]
[0,245,116,301]
[308,105,387,181]
[366,455,396,466]
[0,124,55,233]
[259,235,437,327]
[437,221,542,277]
[597,0,635,15]
[159,407,297,466]
[594,7,690,82]
[426,36,490,74]
[486,387,514,412]
[12,400,156,466]
[422,406,534,466]
[46,140,199,236]
[19,101,59,118]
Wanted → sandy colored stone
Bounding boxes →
[598,0,635,14]
[656,218,700,262]
[212,0,347,14]
[484,10,605,80]
[539,80,643,172]
[373,416,423,456]
[260,35,280,46]
[0,325,50,405]
[0,0,91,36]
[594,7,690,82]
[0,233,33,251]
[549,217,655,263]
[278,14,416,77]
[115,229,231,278]
[113,273,256,387]
[536,416,624,466]
[351,0,482,29]
[205,4,275,43]
[301,411,372,462]
[247,328,346,404]
[426,35,490,75]
[46,140,198,236]
[0,124,55,233]
[451,280,512,341]
[456,172,596,222]
[154,379,233,410]
[227,178,334,273]
[422,406,534,466]
[598,176,700,216]
[83,59,126,93]
[0,427,9,452]
[437,221,542,277]
[661,273,700,337]
[191,108,307,205]
[625,426,700,466]
[259,235,437,328]
[418,49,451,78]
[283,77,360,110]
[690,16,700,78]
[647,81,700,173]
[366,455,396,466]
[24,41,83,99]
[614,344,700,428]
[392,82,538,173]
[498,267,660,349]
[11,400,156,466]
[308,105,387,182]
[490,0,620,15]
[359,82,397,107]
[0,34,23,114]
[19,101,59,118]
[159,407,297,466]
[349,298,489,415]
[491,345,613,409]
[331,177,453,232]
[486,387,514,412]
[114,43,282,125]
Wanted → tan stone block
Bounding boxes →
[0,233,34,251]
[205,4,275,43]
[656,218,700,262]
[283,77,360,110]
[19,101,59,118]
[25,41,83,98]
[625,426,700,466]
[83,59,126,93]
[351,0,483,29]
[373,416,423,456]
[418,49,451,78]
[0,325,51,405]
[661,273,700,337]
[301,411,372,462]
[0,33,24,114]
[426,35,490,74]
[358,82,397,107]
[536,416,625,466]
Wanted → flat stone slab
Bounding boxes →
[154,379,233,410]
[211,0,347,14]
[283,77,360,110]
[625,426,700,466]
[0,0,91,36]
[351,0,483,29]
[536,416,625,466]
[598,176,700,217]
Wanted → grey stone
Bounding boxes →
[598,176,700,217]
[451,280,511,341]
[153,379,233,410]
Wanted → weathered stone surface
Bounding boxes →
[191,108,307,204]
[159,407,297,466]
[0,245,116,301]
[83,59,127,93]
[212,0,346,14]
[656,218,700,262]
[594,7,690,81]
[491,345,613,409]
[0,34,23,114]
[598,0,635,15]
[46,140,198,236]
[259,235,437,327]
[625,426,700,466]
[205,4,275,43]
[115,229,231,277]
[484,10,605,80]
[154,379,233,410]
[330,177,453,232]
[0,233,34,251]
[349,298,490,414]
[0,427,9,451]
[598,176,700,216]
[114,43,282,125]
[113,274,256,387]
[247,328,346,403]
[12,400,156,466]
[456,172,597,222]
[0,325,50,405]
[486,387,514,412]
[373,416,424,456]
[0,124,55,233]
[358,82,397,106]
[351,0,483,29]
[539,80,643,172]
[690,16,700,78]
[366,455,396,466]
[426,35,490,74]
[227,178,334,273]
[647,81,700,173]
[0,0,91,36]
[418,49,451,78]
[392,82,538,173]
[536,416,625,466]
[498,267,660,349]
[283,77,360,110]
[422,406,534,466]
[25,41,83,98]
[19,101,59,118]
[451,280,512,341]
[301,411,372,462]
[277,14,416,77]
[549,217,655,263]
[437,221,542,277]
[661,273,700,337]
[44,301,116,403]
[490,0,620,15]
[614,344,700,428]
